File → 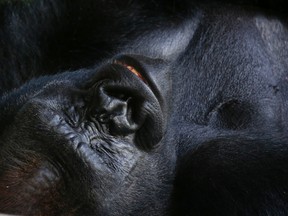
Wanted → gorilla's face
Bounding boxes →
[1,1,288,216]
[0,54,173,214]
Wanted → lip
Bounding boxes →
[113,55,156,87]
[112,55,162,103]
[113,60,148,84]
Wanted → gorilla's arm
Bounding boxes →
[172,134,288,215]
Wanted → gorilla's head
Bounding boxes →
[1,1,288,216]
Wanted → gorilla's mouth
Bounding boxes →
[114,60,147,84]
[81,55,166,150]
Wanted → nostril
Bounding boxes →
[92,83,142,136]
[110,101,141,135]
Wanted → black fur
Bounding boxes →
[1,0,288,215]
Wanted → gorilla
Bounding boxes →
[1,0,288,215]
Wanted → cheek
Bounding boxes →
[0,155,66,212]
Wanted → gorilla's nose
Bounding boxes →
[93,83,141,136]
[87,61,165,150]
